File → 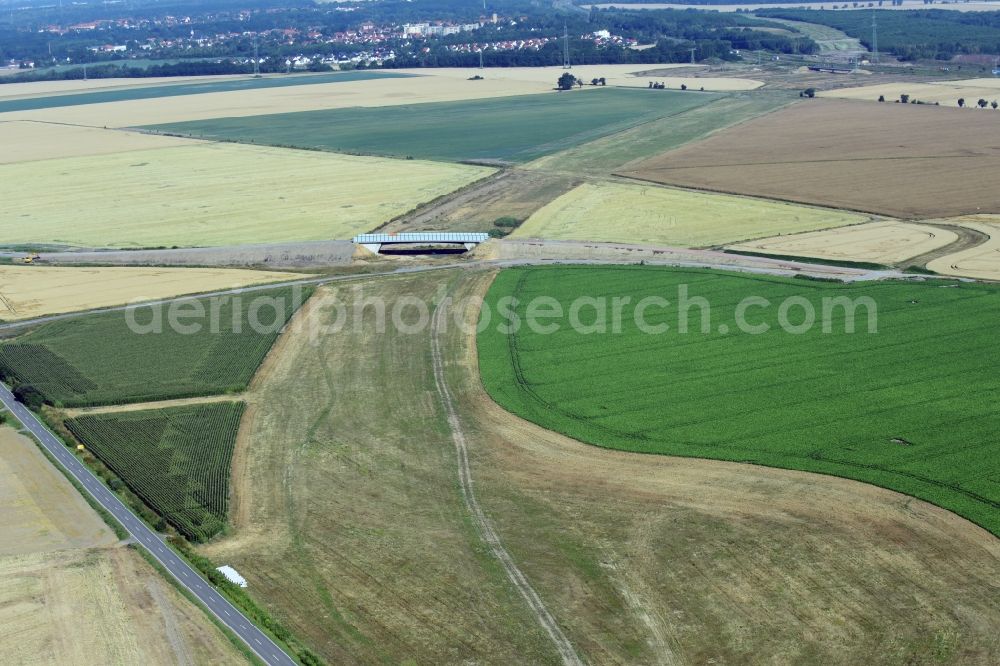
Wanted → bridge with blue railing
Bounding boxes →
[352,232,490,254]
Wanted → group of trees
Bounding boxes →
[876,93,998,108]
[554,73,614,90]
[958,97,999,109]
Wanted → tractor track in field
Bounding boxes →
[904,222,991,270]
[430,292,584,666]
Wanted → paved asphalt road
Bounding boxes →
[0,382,297,666]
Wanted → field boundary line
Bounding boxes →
[430,291,584,666]
[61,393,244,417]
[628,152,997,172]
[613,173,899,220]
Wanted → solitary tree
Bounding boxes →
[977,98,988,108]
[992,100,998,110]
[557,72,575,91]
[802,87,816,98]
[957,97,965,107]
[680,83,687,91]
[878,94,885,102]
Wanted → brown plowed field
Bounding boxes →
[620,99,1000,219]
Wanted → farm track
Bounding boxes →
[61,394,243,418]
[448,269,1000,663]
[430,291,584,666]
[381,167,581,234]
[0,249,911,334]
[0,240,357,269]
[904,222,991,270]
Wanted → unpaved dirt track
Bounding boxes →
[726,221,960,267]
[20,240,357,268]
[0,248,903,333]
[905,222,991,270]
[61,394,243,418]
[380,168,580,234]
[203,268,1000,663]
[431,295,584,666]
[445,270,1000,664]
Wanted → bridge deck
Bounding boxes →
[353,233,490,244]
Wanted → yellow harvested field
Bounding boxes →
[0,549,240,665]
[394,65,764,90]
[927,216,1000,280]
[0,68,762,127]
[0,427,116,556]
[0,265,309,320]
[0,142,493,248]
[0,74,545,127]
[0,427,244,664]
[512,181,870,247]
[728,221,958,265]
[821,78,1000,108]
[0,74,241,99]
[0,121,198,164]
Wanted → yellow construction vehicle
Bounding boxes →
[21,253,39,265]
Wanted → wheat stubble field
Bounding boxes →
[0,143,492,247]
[0,265,308,320]
[512,181,870,247]
[0,426,243,664]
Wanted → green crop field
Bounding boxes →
[0,285,312,407]
[0,71,411,113]
[67,402,244,541]
[145,88,719,163]
[526,93,793,176]
[478,266,1000,535]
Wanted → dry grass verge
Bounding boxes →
[207,268,1000,664]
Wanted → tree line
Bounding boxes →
[755,8,1000,60]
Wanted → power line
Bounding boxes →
[253,33,260,77]
[871,8,878,65]
[562,22,571,69]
